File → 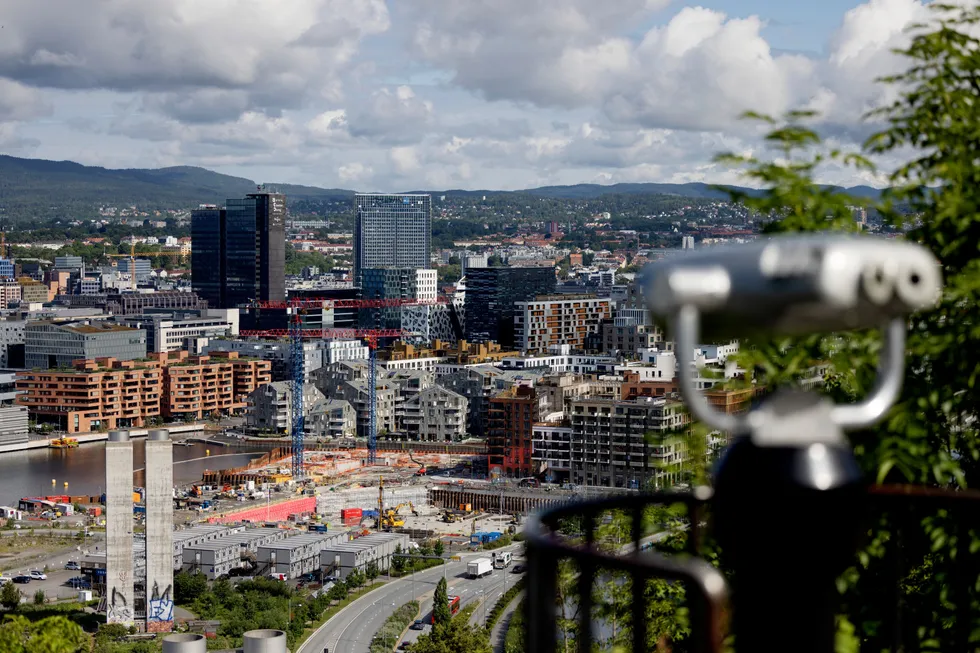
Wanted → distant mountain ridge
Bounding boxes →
[0,154,884,218]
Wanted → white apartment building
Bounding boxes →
[324,339,370,364]
[499,344,618,375]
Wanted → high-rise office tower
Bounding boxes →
[353,194,431,286]
[464,267,557,347]
[191,191,286,308]
[191,205,225,308]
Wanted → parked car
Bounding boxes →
[12,575,30,584]
[29,570,47,580]
[399,642,412,650]
[511,564,525,574]
[410,620,425,631]
[0,577,9,585]
[65,561,80,570]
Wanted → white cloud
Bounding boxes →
[338,162,373,183]
[0,0,963,190]
[0,79,50,122]
[0,0,390,119]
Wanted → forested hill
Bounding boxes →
[0,155,352,220]
[0,153,883,221]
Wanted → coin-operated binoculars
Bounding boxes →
[524,233,942,653]
[646,234,942,652]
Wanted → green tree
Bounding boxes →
[174,571,208,604]
[31,590,44,606]
[392,544,405,573]
[0,615,88,653]
[409,617,493,653]
[432,576,451,629]
[365,561,380,581]
[433,540,445,557]
[345,568,365,590]
[327,582,348,602]
[0,583,21,610]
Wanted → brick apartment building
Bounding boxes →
[16,351,271,433]
[488,385,539,477]
[514,294,612,355]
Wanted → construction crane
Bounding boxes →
[377,476,385,532]
[107,242,189,290]
[253,297,448,310]
[245,296,444,466]
[289,307,305,479]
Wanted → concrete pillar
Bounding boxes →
[105,430,135,626]
[243,629,288,653]
[145,429,174,632]
[162,633,206,653]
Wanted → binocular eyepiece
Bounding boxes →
[643,234,942,340]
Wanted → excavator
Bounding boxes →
[409,450,426,476]
[377,502,419,530]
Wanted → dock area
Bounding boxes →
[0,424,206,454]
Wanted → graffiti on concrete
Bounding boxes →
[107,588,133,624]
[148,582,174,623]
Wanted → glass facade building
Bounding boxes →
[463,267,557,347]
[191,191,286,308]
[191,206,225,308]
[25,322,147,370]
[353,194,431,286]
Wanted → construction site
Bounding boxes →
[169,297,603,543]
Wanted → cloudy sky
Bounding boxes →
[0,0,942,191]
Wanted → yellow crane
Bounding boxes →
[107,242,189,290]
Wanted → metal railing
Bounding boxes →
[525,480,980,652]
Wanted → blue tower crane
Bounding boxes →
[289,309,305,479]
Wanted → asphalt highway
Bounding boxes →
[299,543,523,653]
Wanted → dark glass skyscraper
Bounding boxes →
[464,267,557,347]
[353,194,431,286]
[191,191,286,308]
[190,205,225,308]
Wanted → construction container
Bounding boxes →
[459,503,472,512]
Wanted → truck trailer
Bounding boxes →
[467,558,493,579]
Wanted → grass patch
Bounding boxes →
[485,578,525,631]
[369,601,419,653]
[503,598,526,653]
[455,601,479,623]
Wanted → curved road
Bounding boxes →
[299,544,523,653]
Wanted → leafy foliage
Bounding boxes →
[0,615,87,653]
[406,611,493,653]
[368,601,419,653]
[707,3,980,650]
[432,577,451,629]
[0,582,21,610]
[174,571,208,605]
[484,578,525,631]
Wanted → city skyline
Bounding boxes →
[0,1,933,191]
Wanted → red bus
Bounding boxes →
[431,595,462,624]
